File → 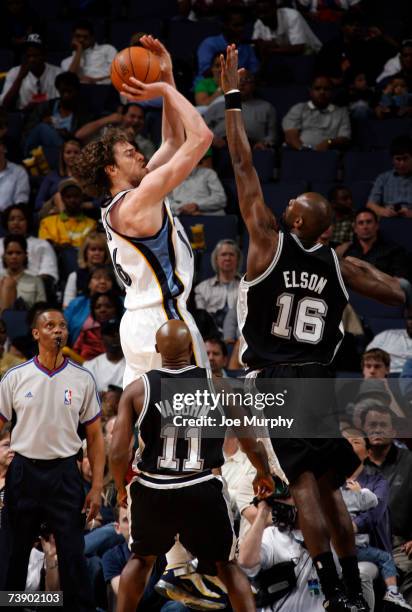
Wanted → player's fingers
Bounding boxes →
[128,76,146,88]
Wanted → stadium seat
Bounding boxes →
[280,150,339,182]
[167,19,220,62]
[179,214,238,254]
[110,19,162,49]
[215,148,275,182]
[79,84,120,116]
[45,19,105,51]
[349,291,405,319]
[310,181,335,198]
[262,181,307,217]
[258,85,308,123]
[127,0,178,18]
[343,151,392,182]
[28,0,63,18]
[0,49,14,72]
[345,181,373,209]
[379,219,412,253]
[356,118,412,151]
[264,55,315,85]
[309,20,340,44]
[1,310,29,342]
[364,317,405,336]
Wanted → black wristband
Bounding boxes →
[225,90,242,111]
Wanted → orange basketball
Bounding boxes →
[111,47,161,93]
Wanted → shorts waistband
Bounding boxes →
[14,452,79,466]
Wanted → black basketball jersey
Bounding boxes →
[133,365,224,488]
[238,230,348,369]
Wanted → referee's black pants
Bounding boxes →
[4,453,94,612]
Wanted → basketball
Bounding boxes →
[111,46,161,93]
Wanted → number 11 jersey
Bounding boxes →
[238,230,349,370]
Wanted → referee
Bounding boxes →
[0,307,105,611]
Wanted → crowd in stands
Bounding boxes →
[0,0,412,610]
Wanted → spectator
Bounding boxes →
[0,235,46,313]
[282,75,351,150]
[367,136,412,218]
[194,239,241,332]
[336,208,412,308]
[205,70,277,149]
[196,7,259,81]
[64,265,117,345]
[366,314,412,374]
[101,385,122,420]
[205,337,228,377]
[360,349,406,419]
[344,70,376,120]
[362,405,412,604]
[168,152,227,216]
[35,139,82,211]
[0,141,30,212]
[61,20,117,85]
[83,319,125,393]
[252,0,322,59]
[376,76,412,119]
[195,53,224,109]
[24,72,92,154]
[296,0,362,22]
[316,13,397,83]
[76,104,156,160]
[0,204,58,283]
[63,230,110,308]
[329,185,354,244]
[0,33,61,111]
[377,40,412,90]
[72,293,123,361]
[38,178,96,249]
[341,430,411,609]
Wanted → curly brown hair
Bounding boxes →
[72,128,132,197]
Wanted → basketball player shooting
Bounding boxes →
[221,45,404,612]
[110,319,274,612]
[73,35,212,387]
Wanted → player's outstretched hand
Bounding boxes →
[138,34,173,80]
[123,77,166,102]
[253,471,276,499]
[219,44,244,95]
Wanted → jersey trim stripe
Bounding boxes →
[241,232,284,287]
[290,233,323,252]
[82,411,102,426]
[331,249,350,301]
[137,374,150,429]
[157,366,198,374]
[133,470,215,489]
[33,356,68,378]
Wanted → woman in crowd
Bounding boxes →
[195,52,224,111]
[34,138,82,213]
[0,204,58,283]
[0,235,46,314]
[63,231,110,308]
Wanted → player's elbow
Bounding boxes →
[198,125,214,150]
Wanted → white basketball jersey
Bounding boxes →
[101,191,194,313]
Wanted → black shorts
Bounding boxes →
[257,363,360,486]
[128,476,236,560]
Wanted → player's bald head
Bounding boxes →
[155,320,193,360]
[284,192,332,242]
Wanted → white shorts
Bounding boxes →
[120,304,209,387]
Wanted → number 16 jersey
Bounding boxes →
[238,230,348,370]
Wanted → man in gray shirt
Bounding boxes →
[204,70,277,149]
[282,75,351,150]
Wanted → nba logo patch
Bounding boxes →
[64,389,72,405]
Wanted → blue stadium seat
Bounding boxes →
[309,20,340,44]
[28,0,63,18]
[0,49,14,72]
[258,85,308,123]
[345,181,373,209]
[356,118,412,151]
[110,19,162,49]
[128,0,178,18]
[343,151,391,182]
[379,219,412,253]
[262,181,307,216]
[179,214,238,254]
[280,150,339,182]
[349,291,405,319]
[167,19,221,61]
[265,55,315,85]
[310,181,335,198]
[45,19,105,51]
[215,148,275,182]
[365,317,405,336]
[1,310,29,342]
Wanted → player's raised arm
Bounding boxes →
[222,45,278,279]
[137,36,185,171]
[110,379,145,506]
[122,79,212,206]
[340,256,405,306]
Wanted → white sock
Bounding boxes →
[387,585,398,594]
